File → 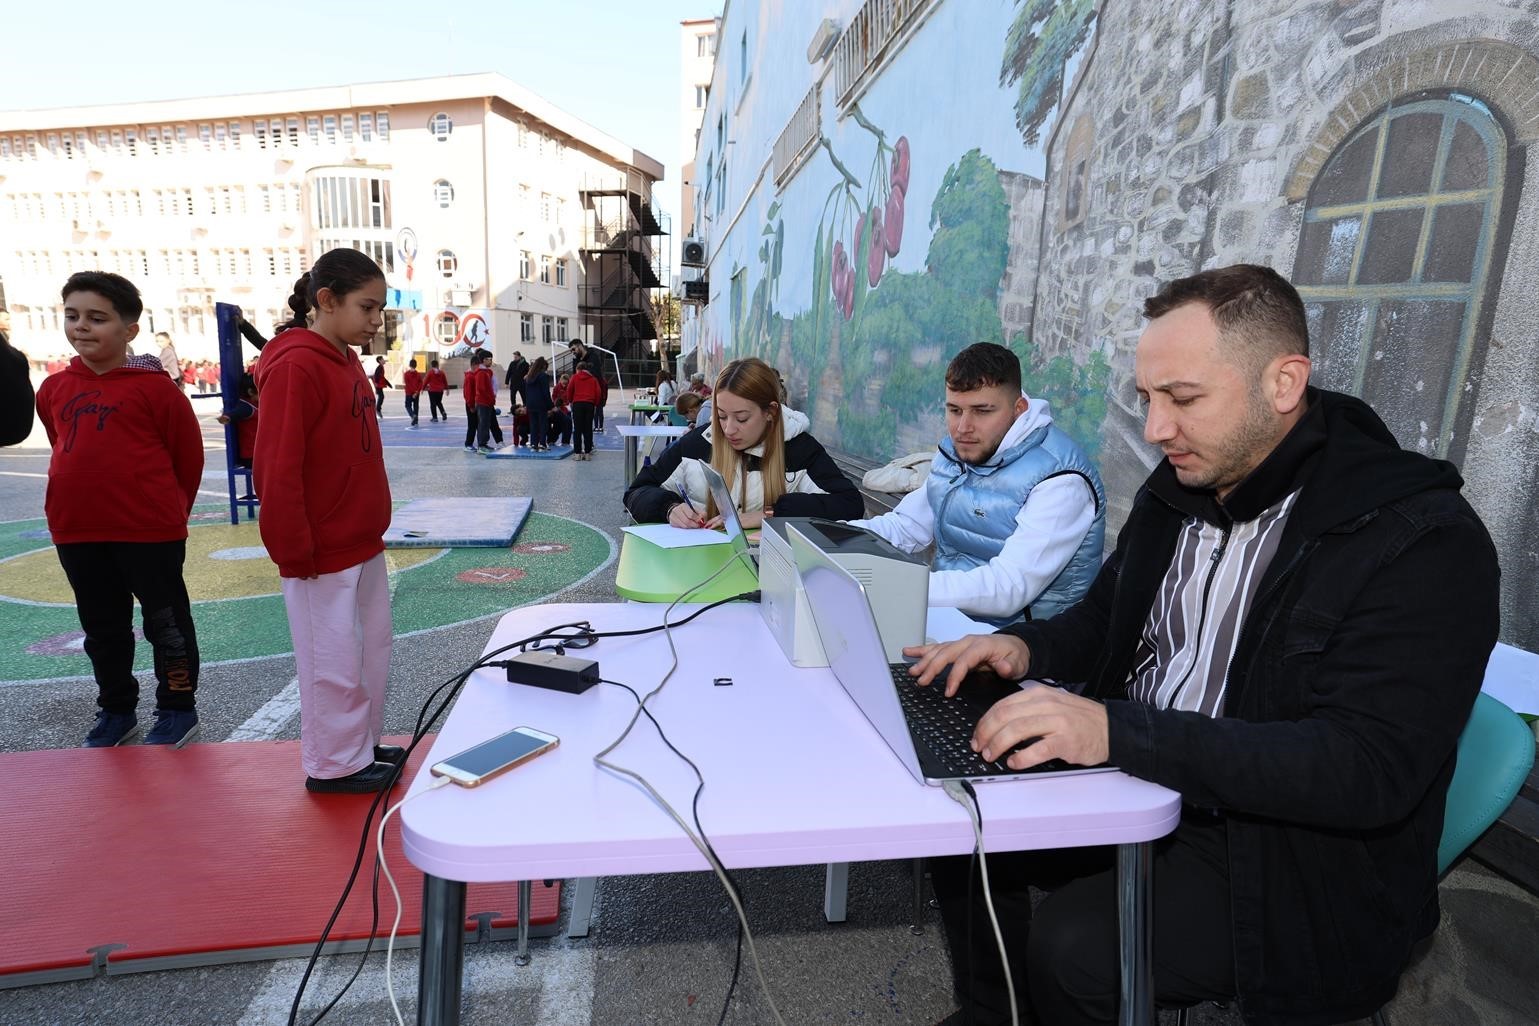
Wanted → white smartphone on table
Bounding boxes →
[430,726,560,787]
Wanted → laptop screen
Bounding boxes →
[699,463,749,553]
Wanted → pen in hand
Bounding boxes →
[674,486,705,527]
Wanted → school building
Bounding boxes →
[0,73,667,374]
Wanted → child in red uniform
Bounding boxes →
[255,249,398,794]
[567,363,603,460]
[216,374,259,469]
[37,272,204,748]
[370,355,392,417]
[402,358,423,428]
[425,359,448,422]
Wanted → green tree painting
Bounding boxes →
[1000,0,1098,145]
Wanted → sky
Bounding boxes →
[0,0,719,236]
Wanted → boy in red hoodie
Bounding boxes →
[402,358,423,428]
[255,250,398,794]
[36,272,204,748]
[567,363,603,460]
[425,359,448,422]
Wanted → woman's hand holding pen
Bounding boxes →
[667,487,708,529]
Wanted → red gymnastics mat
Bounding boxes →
[0,736,559,989]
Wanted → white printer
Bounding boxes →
[759,517,928,666]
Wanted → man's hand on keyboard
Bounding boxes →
[904,634,1032,698]
[972,683,1108,771]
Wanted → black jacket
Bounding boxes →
[0,332,34,447]
[1004,389,1500,1025]
[624,418,864,523]
[505,357,528,402]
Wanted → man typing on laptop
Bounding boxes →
[907,266,1500,1026]
[847,342,1105,626]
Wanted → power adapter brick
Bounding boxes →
[505,650,601,694]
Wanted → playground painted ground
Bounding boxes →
[0,505,613,685]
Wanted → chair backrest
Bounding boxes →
[1438,691,1536,874]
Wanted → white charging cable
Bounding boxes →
[942,778,1020,1026]
[379,775,454,1026]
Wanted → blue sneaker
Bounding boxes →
[85,711,139,748]
[144,709,200,748]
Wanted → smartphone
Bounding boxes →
[430,726,559,787]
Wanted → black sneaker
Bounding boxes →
[305,762,399,794]
[85,711,139,748]
[374,744,407,764]
[144,709,200,748]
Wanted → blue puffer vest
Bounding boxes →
[927,421,1106,625]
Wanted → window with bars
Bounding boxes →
[434,179,454,208]
[1293,92,1506,459]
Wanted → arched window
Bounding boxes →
[428,113,453,140]
[1293,92,1505,457]
[434,312,458,343]
[436,249,457,277]
[433,179,454,208]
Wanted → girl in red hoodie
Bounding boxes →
[254,249,398,794]
[567,364,603,460]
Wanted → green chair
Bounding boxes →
[1177,691,1536,1026]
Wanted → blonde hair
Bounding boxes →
[708,358,785,519]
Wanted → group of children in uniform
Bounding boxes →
[35,249,407,793]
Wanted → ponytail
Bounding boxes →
[282,272,312,331]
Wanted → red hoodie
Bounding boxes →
[403,368,423,396]
[426,368,448,393]
[567,368,603,405]
[253,328,391,579]
[36,355,204,543]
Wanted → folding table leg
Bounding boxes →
[567,876,598,937]
[910,858,925,935]
[515,880,533,966]
[1117,841,1154,1026]
[823,862,848,922]
[418,873,466,1026]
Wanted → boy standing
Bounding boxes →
[402,358,423,427]
[36,272,204,747]
[425,359,448,422]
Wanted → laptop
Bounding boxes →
[788,523,1114,786]
[699,463,758,561]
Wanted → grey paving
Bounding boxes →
[0,404,1534,1025]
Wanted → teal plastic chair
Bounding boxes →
[1178,692,1536,1026]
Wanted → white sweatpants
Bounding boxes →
[280,552,392,779]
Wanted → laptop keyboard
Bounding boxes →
[890,665,1013,777]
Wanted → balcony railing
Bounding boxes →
[773,85,820,186]
[830,0,935,107]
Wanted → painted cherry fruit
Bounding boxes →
[831,240,848,304]
[884,187,905,257]
[890,136,911,194]
[866,207,885,287]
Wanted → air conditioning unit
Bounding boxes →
[682,279,709,304]
[807,18,840,63]
[681,238,706,267]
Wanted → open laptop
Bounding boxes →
[699,463,758,561]
[788,523,1114,786]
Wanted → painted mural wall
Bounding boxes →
[685,0,1539,651]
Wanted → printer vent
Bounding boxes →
[849,567,874,587]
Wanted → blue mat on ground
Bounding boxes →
[485,444,573,460]
[383,497,531,548]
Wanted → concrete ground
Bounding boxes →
[0,391,1534,1026]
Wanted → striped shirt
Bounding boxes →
[1128,490,1299,716]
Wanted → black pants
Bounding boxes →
[427,392,446,420]
[550,409,571,444]
[374,387,386,415]
[55,540,200,714]
[404,393,420,425]
[528,403,550,448]
[571,402,595,454]
[468,406,503,448]
[932,814,1234,1025]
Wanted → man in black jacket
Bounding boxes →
[505,350,529,407]
[0,307,36,446]
[910,265,1500,1026]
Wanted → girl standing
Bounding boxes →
[524,356,553,451]
[254,249,399,794]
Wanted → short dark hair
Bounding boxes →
[61,271,143,322]
[281,248,386,331]
[1143,264,1309,364]
[945,342,1022,394]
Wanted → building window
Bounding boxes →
[1293,92,1506,459]
[519,250,532,280]
[517,124,529,149]
[428,112,453,140]
[555,258,568,286]
[435,312,458,344]
[359,112,373,141]
[519,183,531,212]
[433,179,454,208]
[306,117,320,143]
[539,254,551,283]
[341,114,354,141]
[540,192,552,222]
[286,117,300,146]
[556,317,568,342]
[542,315,553,343]
[323,114,337,143]
[376,111,390,140]
[697,33,715,57]
[520,313,533,343]
[695,85,708,109]
[229,121,241,146]
[437,249,457,277]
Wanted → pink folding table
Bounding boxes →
[402,602,1181,1025]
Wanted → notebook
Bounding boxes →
[788,523,1114,786]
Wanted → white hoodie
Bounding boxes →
[848,397,1097,621]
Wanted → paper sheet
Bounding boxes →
[622,523,735,550]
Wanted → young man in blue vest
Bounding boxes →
[847,342,1105,626]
